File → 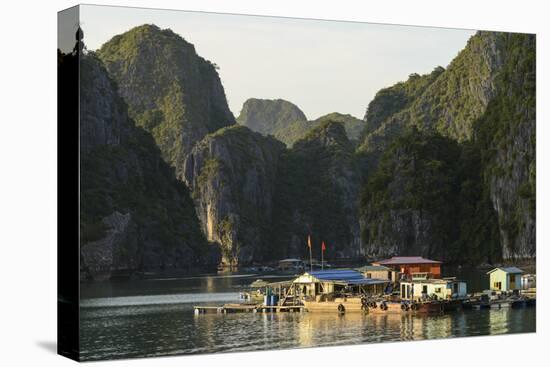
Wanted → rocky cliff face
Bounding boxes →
[359,32,506,156]
[358,31,535,262]
[475,33,536,259]
[237,98,307,137]
[359,129,501,264]
[237,97,365,147]
[74,52,215,280]
[182,125,285,265]
[77,24,534,271]
[97,24,235,177]
[275,112,365,147]
[272,121,362,259]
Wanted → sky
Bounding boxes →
[78,4,476,120]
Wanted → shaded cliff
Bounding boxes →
[360,129,500,264]
[272,121,362,259]
[74,52,215,279]
[358,31,535,262]
[474,33,536,259]
[97,24,235,177]
[182,125,285,265]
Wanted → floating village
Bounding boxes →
[194,256,536,315]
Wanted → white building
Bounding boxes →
[400,278,467,301]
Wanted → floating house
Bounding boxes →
[292,269,390,299]
[487,267,524,291]
[399,278,467,301]
[372,256,442,279]
[278,258,305,271]
[521,274,536,290]
[305,259,331,269]
[356,265,398,282]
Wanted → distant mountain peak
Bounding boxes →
[97,24,235,177]
[237,98,307,136]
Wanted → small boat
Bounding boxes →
[489,300,511,309]
[304,295,446,314]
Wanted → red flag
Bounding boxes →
[307,235,312,249]
[322,241,326,252]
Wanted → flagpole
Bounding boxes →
[321,246,324,271]
[309,241,313,273]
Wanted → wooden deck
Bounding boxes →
[194,304,305,314]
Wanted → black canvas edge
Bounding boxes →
[57,5,81,362]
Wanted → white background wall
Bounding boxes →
[0,0,547,366]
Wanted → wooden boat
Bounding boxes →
[304,296,445,314]
[365,300,411,314]
[416,301,445,313]
[303,296,364,313]
[489,299,511,309]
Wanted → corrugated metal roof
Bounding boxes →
[374,256,442,265]
[307,269,389,285]
[487,267,524,275]
[348,278,390,285]
[309,269,362,281]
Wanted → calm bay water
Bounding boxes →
[79,271,536,361]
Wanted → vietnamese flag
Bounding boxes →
[322,241,326,252]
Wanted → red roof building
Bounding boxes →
[372,256,442,279]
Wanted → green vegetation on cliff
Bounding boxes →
[97,24,235,176]
[237,98,307,137]
[358,31,535,262]
[73,51,212,276]
[361,67,444,139]
[359,32,505,156]
[473,33,536,258]
[276,112,365,147]
[237,97,365,147]
[272,120,361,259]
[360,128,500,264]
[79,24,535,269]
[183,124,285,265]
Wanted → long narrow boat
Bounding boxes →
[303,296,446,314]
[302,296,364,313]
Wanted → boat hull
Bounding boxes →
[303,297,364,313]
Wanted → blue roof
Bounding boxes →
[308,269,389,285]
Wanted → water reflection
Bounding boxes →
[79,275,535,361]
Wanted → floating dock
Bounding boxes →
[194,304,304,314]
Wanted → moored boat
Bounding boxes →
[302,295,365,313]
